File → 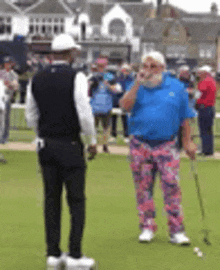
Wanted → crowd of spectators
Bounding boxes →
[0,50,218,157]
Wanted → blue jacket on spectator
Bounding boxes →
[89,72,116,115]
[112,73,134,108]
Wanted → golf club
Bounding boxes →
[190,160,211,245]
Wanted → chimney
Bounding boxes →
[211,2,218,16]
[157,0,162,17]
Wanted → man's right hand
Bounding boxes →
[87,145,97,160]
[136,70,146,83]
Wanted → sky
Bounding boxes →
[151,0,220,14]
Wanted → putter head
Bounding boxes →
[203,237,211,245]
[201,229,211,245]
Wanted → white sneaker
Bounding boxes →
[170,232,191,245]
[139,229,155,242]
[65,255,95,269]
[46,255,63,270]
[123,137,130,144]
[108,137,117,143]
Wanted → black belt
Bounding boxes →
[37,137,82,153]
[135,135,175,143]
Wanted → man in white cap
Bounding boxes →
[26,33,97,270]
[196,65,216,156]
[120,51,196,245]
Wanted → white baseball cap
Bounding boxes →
[51,34,78,51]
[141,51,166,66]
[121,63,131,71]
[197,65,212,73]
[179,65,190,72]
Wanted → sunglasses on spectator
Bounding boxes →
[143,64,160,69]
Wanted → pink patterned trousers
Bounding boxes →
[129,136,185,235]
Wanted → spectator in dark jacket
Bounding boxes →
[176,65,196,150]
[109,64,134,144]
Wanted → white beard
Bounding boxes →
[142,73,163,88]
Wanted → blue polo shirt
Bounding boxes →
[128,74,195,141]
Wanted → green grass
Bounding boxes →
[216,97,220,109]
[1,152,220,270]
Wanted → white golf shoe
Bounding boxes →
[65,255,96,270]
[46,255,64,270]
[123,137,130,144]
[139,229,155,242]
[170,232,191,245]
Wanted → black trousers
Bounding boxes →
[198,106,215,155]
[19,80,28,104]
[111,114,128,138]
[38,139,86,258]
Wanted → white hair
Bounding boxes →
[141,51,166,66]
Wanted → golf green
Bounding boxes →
[1,151,220,270]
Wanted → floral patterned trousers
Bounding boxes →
[129,136,185,235]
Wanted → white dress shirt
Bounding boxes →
[25,61,97,145]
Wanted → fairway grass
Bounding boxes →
[1,151,220,270]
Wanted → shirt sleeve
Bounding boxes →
[25,79,39,129]
[179,89,196,124]
[74,72,97,145]
[207,79,216,94]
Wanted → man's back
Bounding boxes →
[32,65,80,140]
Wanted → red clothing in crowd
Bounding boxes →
[197,76,216,107]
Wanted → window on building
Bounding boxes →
[81,22,86,40]
[29,25,34,34]
[133,27,140,37]
[6,25,11,34]
[166,45,187,58]
[54,25,58,34]
[170,26,179,36]
[0,16,12,35]
[81,51,88,59]
[142,43,155,55]
[199,44,215,59]
[93,50,100,60]
[109,19,125,36]
[28,17,65,36]
[93,25,101,37]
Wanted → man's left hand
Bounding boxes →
[87,145,97,160]
[184,141,197,160]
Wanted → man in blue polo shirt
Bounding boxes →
[120,51,197,246]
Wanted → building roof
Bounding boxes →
[142,18,220,43]
[63,0,87,11]
[12,0,38,11]
[0,0,21,14]
[25,0,73,15]
[86,2,153,25]
[185,21,220,42]
[143,19,167,41]
[161,3,188,18]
